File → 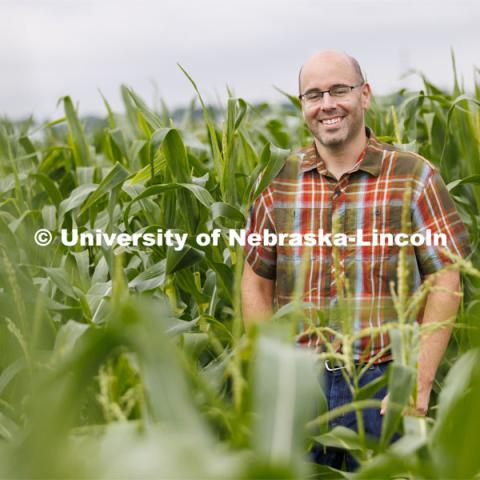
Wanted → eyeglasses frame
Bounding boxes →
[298,82,365,102]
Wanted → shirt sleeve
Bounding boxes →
[243,184,277,279]
[412,168,472,275]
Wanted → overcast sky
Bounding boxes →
[1,0,479,120]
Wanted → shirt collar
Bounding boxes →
[299,127,385,177]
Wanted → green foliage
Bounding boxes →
[0,57,479,478]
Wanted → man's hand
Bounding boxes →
[380,393,429,417]
[414,390,430,416]
[241,261,275,329]
[379,393,389,416]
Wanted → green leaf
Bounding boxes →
[30,173,62,206]
[53,320,89,359]
[127,151,164,185]
[447,174,480,192]
[389,416,428,457]
[62,96,91,165]
[354,452,416,479]
[430,348,480,479]
[79,162,130,215]
[0,359,27,396]
[233,98,247,131]
[251,144,289,202]
[0,411,19,440]
[42,267,79,299]
[211,202,245,224]
[313,426,376,453]
[274,86,302,110]
[0,172,28,195]
[123,182,214,227]
[174,269,210,304]
[128,260,166,292]
[99,90,116,129]
[126,87,163,130]
[354,368,390,402]
[58,184,98,225]
[379,363,415,449]
[182,332,209,359]
[203,258,233,304]
[19,135,38,160]
[166,244,205,275]
[252,336,321,466]
[177,64,224,187]
[109,128,129,162]
[151,128,191,184]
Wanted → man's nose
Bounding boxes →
[320,92,336,109]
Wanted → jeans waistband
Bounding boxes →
[324,359,392,372]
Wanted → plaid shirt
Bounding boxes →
[244,128,471,363]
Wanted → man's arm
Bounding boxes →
[381,268,461,416]
[415,268,461,415]
[241,261,274,329]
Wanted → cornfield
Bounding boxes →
[0,56,479,479]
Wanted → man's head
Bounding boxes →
[298,50,371,150]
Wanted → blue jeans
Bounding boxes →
[311,361,396,471]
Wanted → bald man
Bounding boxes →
[241,50,470,471]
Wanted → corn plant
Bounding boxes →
[0,56,478,478]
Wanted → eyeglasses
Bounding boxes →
[299,83,364,105]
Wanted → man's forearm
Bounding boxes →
[416,269,461,414]
[242,286,274,325]
[241,261,274,329]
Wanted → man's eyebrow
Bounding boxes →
[302,88,322,95]
[302,84,349,94]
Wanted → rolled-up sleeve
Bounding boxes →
[244,184,277,279]
[412,168,472,275]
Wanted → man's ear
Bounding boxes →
[362,83,372,110]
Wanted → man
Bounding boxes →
[241,50,471,469]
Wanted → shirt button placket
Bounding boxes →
[330,178,347,322]
[330,184,339,306]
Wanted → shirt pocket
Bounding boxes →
[345,205,405,295]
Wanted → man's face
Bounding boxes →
[300,57,371,149]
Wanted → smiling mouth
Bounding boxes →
[320,116,344,126]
